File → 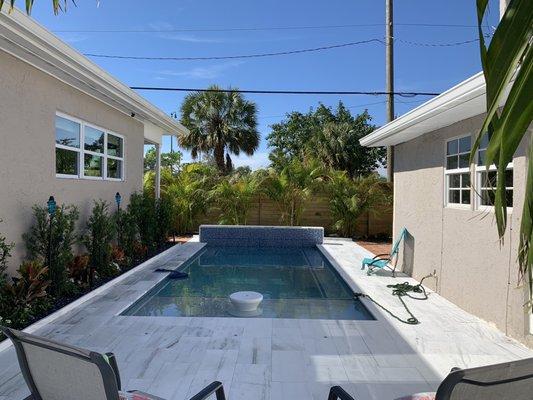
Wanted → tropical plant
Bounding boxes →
[82,201,117,284]
[210,175,259,225]
[0,0,74,14]
[128,192,158,254]
[23,204,78,297]
[0,220,14,287]
[261,159,324,226]
[166,163,216,234]
[327,172,392,238]
[144,148,182,174]
[179,85,259,174]
[143,167,176,197]
[0,261,51,330]
[115,208,139,266]
[155,195,174,247]
[267,102,384,176]
[67,255,90,287]
[472,0,532,297]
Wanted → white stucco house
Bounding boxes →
[0,7,188,274]
[360,71,531,347]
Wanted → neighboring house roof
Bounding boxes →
[360,72,487,147]
[0,7,188,140]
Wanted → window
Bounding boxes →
[55,113,125,181]
[55,116,80,177]
[445,135,471,207]
[475,133,513,209]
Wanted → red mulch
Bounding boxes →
[356,240,392,256]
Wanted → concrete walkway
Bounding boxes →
[0,238,531,400]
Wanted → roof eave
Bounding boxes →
[0,7,188,136]
[360,72,486,147]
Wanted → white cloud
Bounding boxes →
[156,61,244,80]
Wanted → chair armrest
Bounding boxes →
[105,352,121,390]
[327,386,356,400]
[372,253,391,260]
[189,381,226,400]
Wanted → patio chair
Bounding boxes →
[0,326,226,400]
[361,227,407,277]
[329,356,533,400]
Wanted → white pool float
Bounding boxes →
[229,291,263,317]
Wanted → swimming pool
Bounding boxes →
[122,245,374,320]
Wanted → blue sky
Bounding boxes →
[30,0,500,169]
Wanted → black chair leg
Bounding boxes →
[189,381,226,400]
[327,385,356,400]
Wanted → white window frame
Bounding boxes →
[475,136,513,212]
[444,134,472,210]
[55,112,125,182]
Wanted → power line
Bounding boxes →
[129,86,440,97]
[260,97,428,119]
[84,36,482,62]
[84,39,383,61]
[53,22,481,34]
[393,37,483,47]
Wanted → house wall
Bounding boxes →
[0,50,144,275]
[393,113,532,347]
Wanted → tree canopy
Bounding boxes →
[144,148,182,174]
[179,85,259,174]
[267,102,385,177]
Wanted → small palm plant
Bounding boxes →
[473,0,532,298]
[261,159,324,226]
[166,163,216,234]
[327,172,392,238]
[210,175,259,225]
[0,0,75,14]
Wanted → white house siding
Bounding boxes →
[0,50,144,275]
[393,113,532,347]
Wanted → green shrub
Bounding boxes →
[115,208,139,266]
[327,172,392,238]
[82,201,117,283]
[128,192,158,253]
[23,204,79,297]
[156,195,174,247]
[210,176,259,225]
[0,220,14,287]
[0,260,51,330]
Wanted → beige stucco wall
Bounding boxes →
[0,50,144,275]
[394,113,532,347]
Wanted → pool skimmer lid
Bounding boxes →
[229,291,263,317]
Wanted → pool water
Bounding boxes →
[123,246,374,320]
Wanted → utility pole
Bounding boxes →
[385,0,395,182]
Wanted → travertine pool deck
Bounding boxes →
[0,238,532,400]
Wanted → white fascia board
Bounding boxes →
[0,7,188,137]
[360,72,486,147]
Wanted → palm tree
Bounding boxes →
[1,0,75,14]
[472,0,532,297]
[179,86,259,174]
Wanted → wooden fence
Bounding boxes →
[195,194,392,238]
